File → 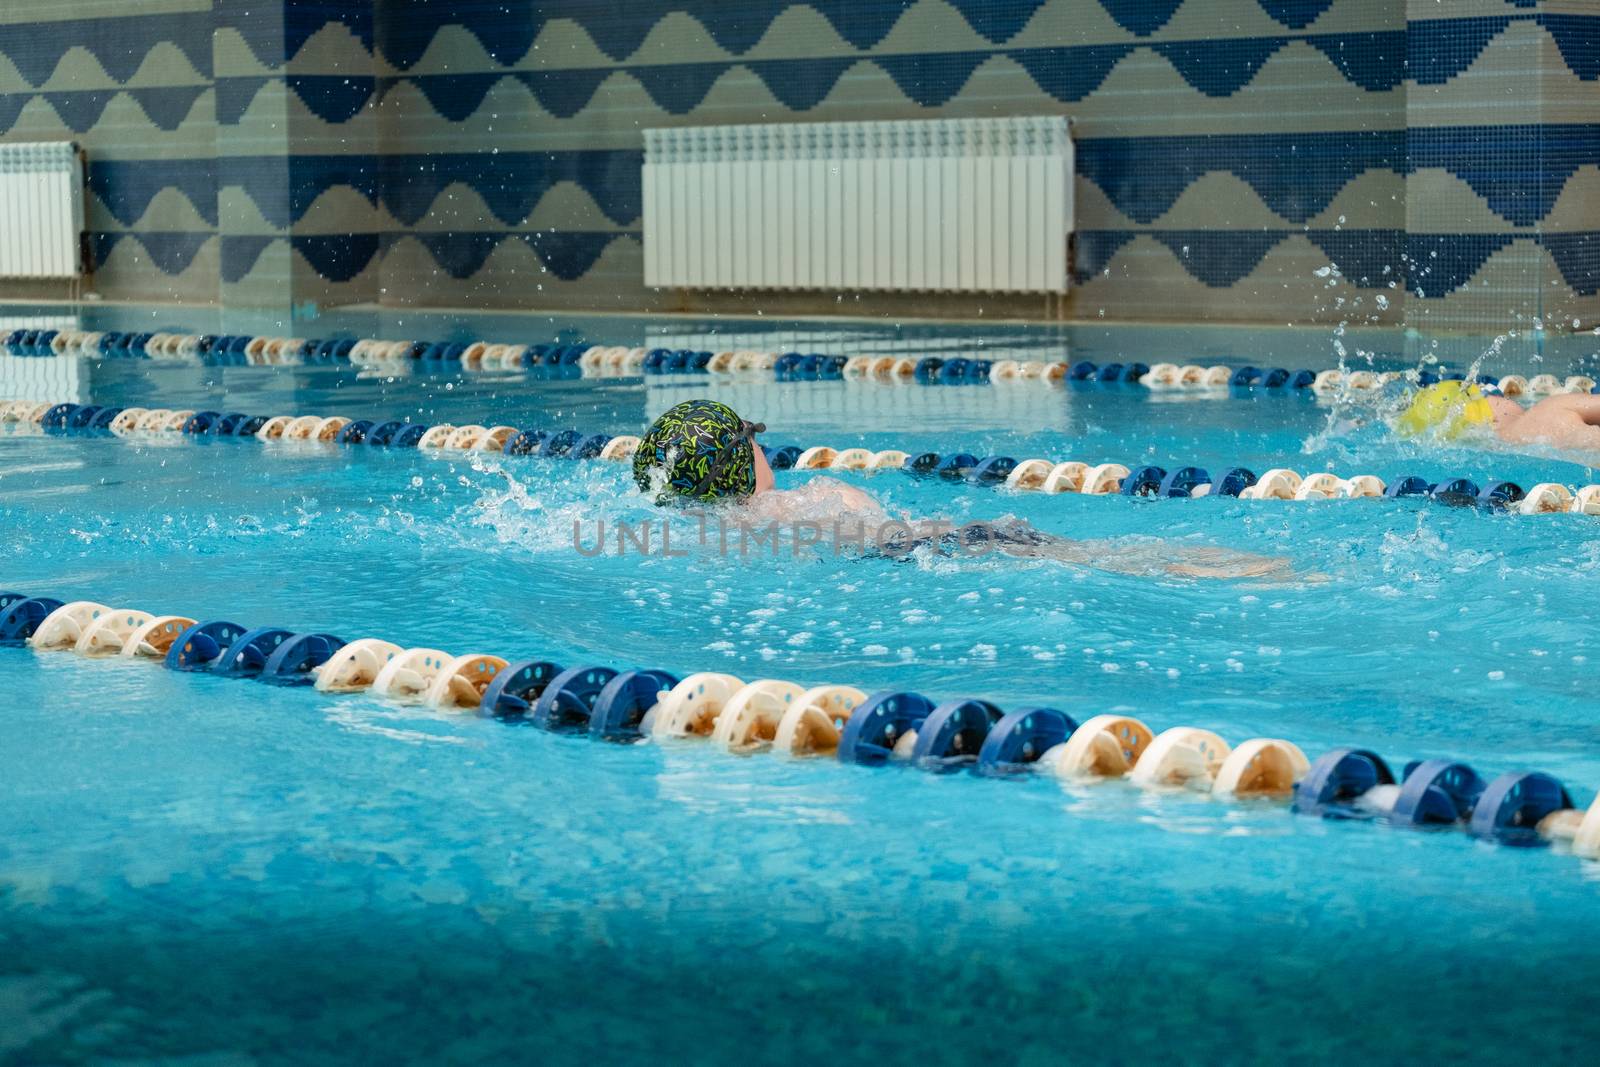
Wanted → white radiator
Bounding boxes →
[643,117,1071,294]
[0,142,85,279]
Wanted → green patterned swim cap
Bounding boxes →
[633,399,760,503]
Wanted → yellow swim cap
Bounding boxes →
[1397,381,1495,440]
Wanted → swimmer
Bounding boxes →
[1399,380,1600,453]
[632,399,1297,581]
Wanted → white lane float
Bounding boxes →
[771,685,867,757]
[1211,739,1311,798]
[443,424,489,449]
[107,408,149,435]
[424,653,510,710]
[370,647,455,702]
[73,609,155,656]
[649,673,745,739]
[599,435,639,460]
[479,426,518,451]
[417,424,455,449]
[1572,486,1600,516]
[1338,474,1386,498]
[1239,468,1302,500]
[1081,463,1129,494]
[1043,714,1155,778]
[711,679,806,754]
[871,449,909,468]
[119,615,199,659]
[27,601,113,650]
[827,448,874,470]
[1139,363,1181,387]
[1005,459,1053,490]
[254,415,294,440]
[1041,461,1089,493]
[1127,727,1232,790]
[1538,795,1600,858]
[793,446,837,469]
[282,415,323,441]
[314,638,403,692]
[1293,472,1342,500]
[1519,483,1575,514]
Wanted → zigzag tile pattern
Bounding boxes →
[214,76,376,125]
[12,12,1595,140]
[366,33,1404,121]
[1077,230,1599,296]
[2,0,1597,327]
[214,0,374,66]
[0,13,212,87]
[209,229,623,284]
[87,224,1598,301]
[370,0,1354,68]
[85,127,1592,241]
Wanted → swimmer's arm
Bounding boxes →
[1156,546,1300,581]
[751,444,871,508]
[827,480,881,513]
[741,474,888,525]
[999,534,1298,581]
[754,443,775,493]
[1486,396,1524,439]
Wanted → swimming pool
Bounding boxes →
[5,304,1600,1064]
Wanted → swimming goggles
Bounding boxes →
[688,419,765,498]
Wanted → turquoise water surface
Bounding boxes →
[4,308,1600,1064]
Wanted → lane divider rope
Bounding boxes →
[3,591,1597,864]
[6,398,1600,517]
[9,330,1592,398]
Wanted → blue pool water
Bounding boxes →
[5,306,1600,1063]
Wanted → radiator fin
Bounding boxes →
[0,142,84,280]
[644,118,1071,295]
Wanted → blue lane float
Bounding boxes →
[259,632,347,686]
[12,399,1600,520]
[0,596,64,643]
[908,698,1005,772]
[1292,748,1586,846]
[837,691,937,766]
[1159,466,1211,497]
[367,420,408,447]
[1391,759,1488,826]
[7,585,1600,866]
[1469,772,1574,846]
[212,627,296,677]
[975,707,1077,777]
[480,659,563,720]
[165,620,249,671]
[24,330,1599,406]
[335,419,375,445]
[531,665,618,732]
[967,456,1015,484]
[1120,465,1167,497]
[1292,748,1397,818]
[589,669,680,742]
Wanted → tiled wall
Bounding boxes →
[0,0,1595,332]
